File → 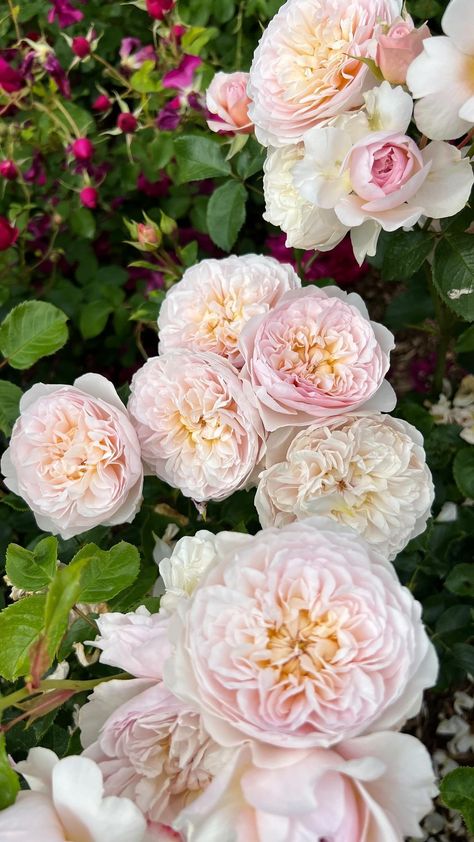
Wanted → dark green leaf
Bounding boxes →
[109,564,157,612]
[75,542,140,603]
[0,381,22,436]
[433,234,474,321]
[0,595,46,681]
[207,181,247,251]
[456,325,474,353]
[452,643,474,675]
[70,208,96,240]
[382,230,434,281]
[445,564,474,598]
[453,448,474,498]
[0,734,19,809]
[0,302,69,370]
[6,537,58,592]
[440,766,474,833]
[234,138,266,180]
[174,135,231,182]
[79,301,113,340]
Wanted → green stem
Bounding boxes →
[0,672,129,715]
[425,263,452,396]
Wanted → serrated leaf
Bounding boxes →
[0,302,68,370]
[234,137,266,180]
[433,234,474,321]
[441,767,474,833]
[0,734,19,809]
[42,556,91,661]
[0,380,22,436]
[453,448,474,498]
[109,564,157,612]
[207,181,247,251]
[6,537,58,592]
[382,230,434,281]
[174,135,231,182]
[75,541,140,603]
[0,595,46,681]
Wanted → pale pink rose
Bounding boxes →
[376,17,431,85]
[1,374,143,539]
[248,0,403,146]
[256,412,434,559]
[0,748,147,842]
[158,255,300,368]
[91,606,171,680]
[80,678,230,827]
[238,286,395,431]
[176,733,436,841]
[128,352,265,501]
[206,72,253,134]
[165,517,438,750]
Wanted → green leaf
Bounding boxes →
[70,208,96,240]
[0,380,22,436]
[382,230,434,281]
[109,564,157,612]
[440,767,474,833]
[6,537,58,592]
[0,302,69,370]
[0,595,46,681]
[445,564,474,598]
[130,61,163,93]
[43,556,91,659]
[75,542,140,603]
[456,325,474,353]
[0,734,19,810]
[207,181,247,251]
[452,643,474,675]
[79,301,113,340]
[181,26,218,54]
[174,135,231,182]
[433,234,474,321]
[234,137,266,180]
[453,448,474,498]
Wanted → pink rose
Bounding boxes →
[376,17,431,84]
[128,352,265,502]
[239,285,395,431]
[165,517,438,750]
[176,734,436,841]
[92,606,171,680]
[206,72,253,134]
[248,0,403,146]
[1,374,143,539]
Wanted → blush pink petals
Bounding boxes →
[158,255,300,368]
[376,17,430,85]
[247,0,403,146]
[238,285,395,431]
[175,733,436,842]
[128,352,265,502]
[206,72,253,134]
[1,374,143,540]
[164,517,438,750]
[91,606,171,680]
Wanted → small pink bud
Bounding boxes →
[0,216,19,250]
[376,17,431,85]
[71,137,94,161]
[72,36,91,59]
[117,113,138,134]
[92,93,111,111]
[0,160,18,180]
[146,0,174,20]
[137,223,160,246]
[80,186,98,208]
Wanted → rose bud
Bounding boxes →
[72,36,91,59]
[137,222,161,248]
[117,113,138,134]
[92,93,111,111]
[0,160,18,180]
[376,17,431,85]
[206,72,253,134]
[0,216,19,251]
[80,186,98,208]
[146,0,175,20]
[71,137,94,161]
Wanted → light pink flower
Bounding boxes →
[91,607,171,680]
[206,72,253,134]
[376,16,430,85]
[238,286,395,431]
[1,374,143,539]
[247,0,403,146]
[128,352,265,502]
[158,255,300,368]
[0,748,147,842]
[176,733,437,842]
[165,517,438,750]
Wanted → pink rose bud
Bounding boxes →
[146,0,174,20]
[71,137,94,161]
[0,216,19,251]
[206,71,253,134]
[137,223,160,246]
[80,186,98,208]
[117,112,138,134]
[92,93,111,111]
[72,36,91,58]
[0,160,18,180]
[376,17,431,85]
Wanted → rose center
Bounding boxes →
[261,608,341,680]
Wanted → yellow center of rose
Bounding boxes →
[261,608,341,680]
[46,422,108,483]
[283,326,354,384]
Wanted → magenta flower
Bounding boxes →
[136,171,171,198]
[117,113,138,134]
[120,38,156,71]
[80,186,98,209]
[146,0,174,19]
[72,36,91,58]
[162,54,201,90]
[92,93,111,111]
[0,57,24,93]
[24,152,46,186]
[156,98,181,130]
[47,0,85,28]
[0,160,18,180]
[0,217,19,251]
[71,138,94,161]
[43,53,70,97]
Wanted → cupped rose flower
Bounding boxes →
[376,16,430,85]
[408,0,474,139]
[247,0,402,146]
[0,748,147,842]
[238,285,395,432]
[128,352,265,502]
[80,679,230,827]
[158,255,300,367]
[206,72,253,134]
[91,606,171,680]
[176,733,437,842]
[1,374,143,540]
[165,517,438,750]
[256,412,435,559]
[158,531,220,612]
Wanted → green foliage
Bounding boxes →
[433,234,474,321]
[0,381,22,437]
[74,542,140,603]
[174,135,232,182]
[207,181,248,251]
[0,735,19,810]
[6,537,58,592]
[0,302,69,369]
[440,767,474,833]
[0,596,47,681]
[381,230,435,281]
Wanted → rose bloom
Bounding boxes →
[128,352,265,502]
[0,748,147,842]
[158,255,300,368]
[376,15,430,85]
[407,0,474,140]
[158,531,220,612]
[247,0,402,146]
[256,412,435,559]
[176,734,436,842]
[80,678,230,828]
[238,285,395,432]
[206,72,253,134]
[91,606,171,680]
[1,374,143,540]
[165,517,438,750]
